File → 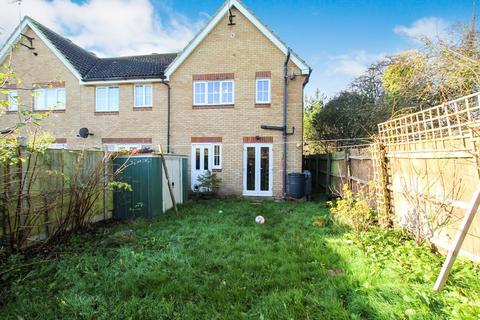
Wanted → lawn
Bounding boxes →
[1,199,479,319]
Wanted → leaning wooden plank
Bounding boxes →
[433,183,480,291]
[158,145,179,217]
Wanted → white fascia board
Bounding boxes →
[0,17,83,82]
[232,0,310,74]
[80,78,166,86]
[0,18,28,65]
[164,1,229,80]
[26,19,83,81]
[164,0,310,79]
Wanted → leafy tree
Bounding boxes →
[304,89,324,141]
[305,20,480,145]
[304,61,391,145]
[383,22,480,112]
[303,89,326,153]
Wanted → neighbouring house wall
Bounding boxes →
[169,7,305,198]
[0,26,169,150]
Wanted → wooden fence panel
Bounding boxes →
[305,143,480,261]
[304,92,480,262]
[0,148,110,247]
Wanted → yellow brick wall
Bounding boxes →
[169,7,305,198]
[0,27,169,151]
[1,7,306,198]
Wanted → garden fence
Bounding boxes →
[304,91,480,262]
[0,147,112,251]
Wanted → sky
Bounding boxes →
[0,0,475,98]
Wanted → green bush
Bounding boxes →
[329,184,376,233]
[197,170,222,196]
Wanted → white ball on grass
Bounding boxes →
[218,210,223,214]
[255,215,265,224]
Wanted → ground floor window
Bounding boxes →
[104,144,152,152]
[48,143,67,149]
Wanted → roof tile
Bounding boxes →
[28,17,176,81]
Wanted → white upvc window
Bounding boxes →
[6,90,18,111]
[213,143,222,169]
[193,80,234,106]
[256,78,271,104]
[103,144,152,152]
[134,84,153,107]
[48,143,67,149]
[96,86,119,112]
[34,87,66,110]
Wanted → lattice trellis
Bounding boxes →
[378,92,480,152]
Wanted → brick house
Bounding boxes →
[0,0,311,198]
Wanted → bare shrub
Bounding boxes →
[0,143,128,254]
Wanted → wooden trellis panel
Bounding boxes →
[378,92,480,154]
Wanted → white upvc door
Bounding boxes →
[163,158,183,211]
[191,143,213,191]
[243,143,273,196]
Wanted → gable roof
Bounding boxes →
[28,18,98,78]
[0,17,177,83]
[0,0,310,83]
[164,0,311,79]
[83,54,177,81]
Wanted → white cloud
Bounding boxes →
[0,0,205,57]
[306,50,386,98]
[394,17,449,42]
[327,51,385,78]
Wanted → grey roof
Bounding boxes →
[28,17,177,81]
[83,54,177,81]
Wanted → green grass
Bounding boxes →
[1,199,479,319]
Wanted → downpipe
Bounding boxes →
[283,48,291,199]
[160,79,171,153]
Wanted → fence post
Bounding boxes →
[372,142,392,227]
[325,153,332,196]
[345,147,352,189]
[103,154,109,220]
[315,155,319,188]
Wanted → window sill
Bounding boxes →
[255,103,271,108]
[133,107,153,111]
[212,168,222,172]
[33,109,66,113]
[192,104,234,109]
[95,111,119,116]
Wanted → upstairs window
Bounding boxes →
[193,80,234,106]
[134,84,153,107]
[34,87,66,110]
[256,79,270,104]
[96,86,119,112]
[6,90,18,111]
